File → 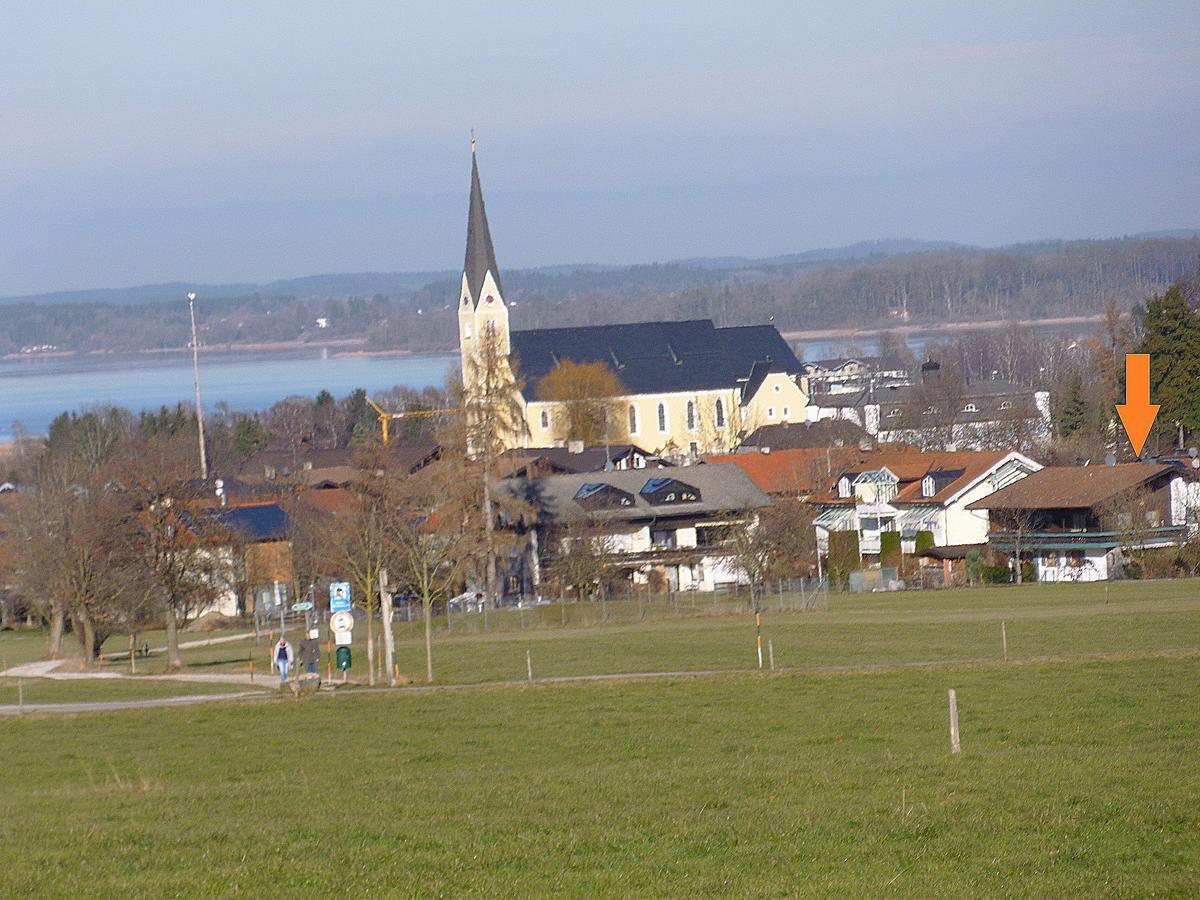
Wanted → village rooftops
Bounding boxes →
[498,465,772,525]
[705,447,868,495]
[511,320,801,397]
[738,420,872,450]
[498,444,663,478]
[966,463,1177,511]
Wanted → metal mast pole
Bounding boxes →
[187,292,208,480]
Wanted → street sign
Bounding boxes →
[330,582,351,613]
[330,611,355,634]
[291,601,313,612]
[335,631,353,646]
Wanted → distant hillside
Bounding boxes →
[2,233,1197,357]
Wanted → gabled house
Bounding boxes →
[497,465,772,597]
[809,450,1042,563]
[804,361,1051,451]
[704,446,869,498]
[967,462,1200,581]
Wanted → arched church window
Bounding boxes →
[463,321,473,339]
[540,410,550,430]
[657,403,668,433]
[686,400,696,431]
[628,404,638,435]
[715,398,725,429]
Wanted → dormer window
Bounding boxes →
[575,483,635,510]
[886,408,902,418]
[999,400,1012,410]
[922,475,935,497]
[923,406,936,415]
[838,476,851,498]
[963,402,979,413]
[641,477,701,505]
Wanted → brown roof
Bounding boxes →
[967,463,1176,511]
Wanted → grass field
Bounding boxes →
[0,677,254,707]
[152,579,1200,684]
[1,654,1197,896]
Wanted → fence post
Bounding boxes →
[526,649,533,683]
[948,689,961,754]
[768,639,775,672]
[1001,621,1008,662]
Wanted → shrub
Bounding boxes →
[827,531,860,588]
[914,530,935,553]
[879,531,901,568]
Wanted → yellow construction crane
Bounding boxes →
[366,398,453,444]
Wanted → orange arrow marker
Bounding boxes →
[1115,353,1159,456]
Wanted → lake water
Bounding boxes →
[0,350,459,441]
[0,325,1088,442]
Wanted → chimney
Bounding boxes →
[567,439,585,454]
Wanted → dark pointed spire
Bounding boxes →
[464,138,502,303]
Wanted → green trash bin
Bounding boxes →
[336,646,352,671]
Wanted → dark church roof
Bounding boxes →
[512,320,802,398]
[463,149,502,303]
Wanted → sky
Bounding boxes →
[2,1,1198,297]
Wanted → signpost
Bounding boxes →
[291,601,313,612]
[330,582,351,613]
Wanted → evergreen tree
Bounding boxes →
[1056,374,1091,439]
[1136,284,1200,447]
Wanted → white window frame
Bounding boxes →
[686,400,697,432]
[715,398,726,429]
[628,404,639,436]
[657,402,668,433]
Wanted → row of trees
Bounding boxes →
[5,237,1196,357]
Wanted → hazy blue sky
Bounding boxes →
[2,2,1198,296]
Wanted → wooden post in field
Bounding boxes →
[17,678,23,711]
[948,689,961,754]
[768,639,775,672]
[1001,621,1008,662]
[755,609,763,669]
[327,659,333,682]
[526,648,533,683]
[130,647,136,674]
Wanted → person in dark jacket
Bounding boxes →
[299,630,320,678]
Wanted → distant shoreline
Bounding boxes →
[3,314,1103,363]
[1,339,451,364]
[779,314,1103,344]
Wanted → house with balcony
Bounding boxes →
[808,449,1042,564]
[498,465,772,597]
[967,462,1200,581]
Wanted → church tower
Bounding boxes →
[458,139,510,383]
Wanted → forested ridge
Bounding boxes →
[2,235,1196,356]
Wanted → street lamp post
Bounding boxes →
[187,292,208,480]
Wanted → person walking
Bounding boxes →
[274,636,294,685]
[299,629,320,679]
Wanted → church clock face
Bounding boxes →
[485,294,495,305]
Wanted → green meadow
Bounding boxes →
[1,580,1197,895]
